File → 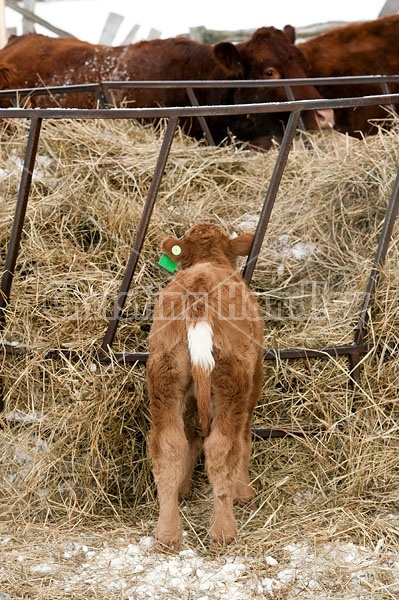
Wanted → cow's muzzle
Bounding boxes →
[315,108,335,130]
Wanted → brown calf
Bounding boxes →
[146,223,264,549]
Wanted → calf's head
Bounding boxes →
[161,223,254,270]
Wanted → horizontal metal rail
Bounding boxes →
[1,75,399,102]
[0,92,399,120]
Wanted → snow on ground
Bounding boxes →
[2,530,399,598]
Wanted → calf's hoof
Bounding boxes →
[210,519,238,547]
[178,481,192,501]
[155,523,182,552]
[234,483,255,506]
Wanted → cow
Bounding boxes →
[146,223,264,549]
[0,63,22,107]
[0,29,334,148]
[299,14,399,137]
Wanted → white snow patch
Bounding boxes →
[271,235,316,276]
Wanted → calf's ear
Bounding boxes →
[230,232,254,256]
[213,42,244,77]
[161,237,185,262]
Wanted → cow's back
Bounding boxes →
[299,15,399,136]
[110,37,222,107]
[0,33,120,106]
[300,15,399,77]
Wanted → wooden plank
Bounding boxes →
[99,12,124,45]
[121,24,140,45]
[147,28,161,40]
[189,21,353,44]
[379,0,399,16]
[0,0,6,48]
[22,0,35,33]
[5,0,74,37]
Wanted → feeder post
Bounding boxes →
[0,0,6,48]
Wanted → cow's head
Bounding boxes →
[162,224,254,270]
[212,26,334,147]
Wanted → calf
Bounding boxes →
[146,223,264,549]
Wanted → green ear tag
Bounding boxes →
[158,253,178,273]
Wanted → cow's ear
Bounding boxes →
[213,42,244,77]
[283,25,296,43]
[161,237,185,262]
[229,232,254,256]
[0,64,18,88]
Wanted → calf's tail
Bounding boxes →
[187,321,215,437]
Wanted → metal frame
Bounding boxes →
[0,87,399,437]
[1,74,398,145]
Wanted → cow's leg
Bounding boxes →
[147,350,191,550]
[180,389,203,500]
[204,359,249,546]
[234,356,263,504]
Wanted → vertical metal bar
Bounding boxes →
[242,111,301,284]
[380,82,397,116]
[354,163,399,347]
[95,83,111,108]
[186,87,216,146]
[284,86,306,131]
[101,116,179,352]
[101,84,114,107]
[0,116,42,326]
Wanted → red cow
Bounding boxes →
[0,30,333,148]
[0,63,21,106]
[299,15,399,137]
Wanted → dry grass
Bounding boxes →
[0,115,399,597]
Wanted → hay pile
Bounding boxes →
[0,115,399,596]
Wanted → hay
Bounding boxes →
[0,115,399,596]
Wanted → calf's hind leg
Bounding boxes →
[179,390,203,500]
[204,360,251,545]
[147,351,190,550]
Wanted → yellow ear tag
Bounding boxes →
[171,245,182,256]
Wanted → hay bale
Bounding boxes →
[0,116,398,558]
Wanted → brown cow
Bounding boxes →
[146,223,264,549]
[299,14,399,137]
[0,29,333,147]
[0,63,22,107]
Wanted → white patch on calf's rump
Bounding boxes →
[187,322,215,371]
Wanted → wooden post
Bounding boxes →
[22,0,35,33]
[147,28,161,40]
[0,0,6,48]
[121,24,139,45]
[99,12,124,44]
[379,0,399,16]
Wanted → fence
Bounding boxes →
[1,82,399,437]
